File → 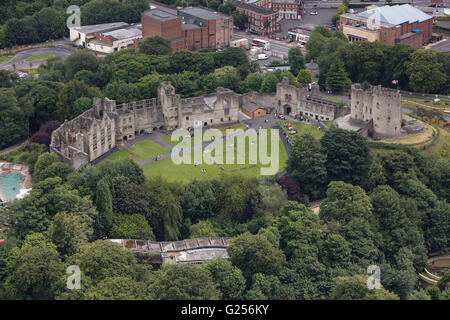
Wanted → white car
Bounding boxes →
[310,11,318,15]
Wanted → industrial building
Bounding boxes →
[69,22,142,53]
[339,4,434,48]
[141,6,233,52]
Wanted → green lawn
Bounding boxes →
[142,130,288,182]
[24,53,54,62]
[104,140,169,162]
[161,124,245,147]
[281,120,324,139]
[0,55,13,64]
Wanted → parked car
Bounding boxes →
[296,43,305,48]
[310,11,318,15]
[287,38,293,43]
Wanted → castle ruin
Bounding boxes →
[50,81,239,169]
[335,84,403,138]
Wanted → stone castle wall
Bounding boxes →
[351,84,402,138]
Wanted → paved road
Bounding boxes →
[0,45,75,71]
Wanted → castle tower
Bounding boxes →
[158,82,180,130]
[350,84,402,138]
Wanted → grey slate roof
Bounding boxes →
[357,4,433,25]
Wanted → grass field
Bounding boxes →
[24,53,54,62]
[281,120,325,139]
[142,131,288,182]
[160,124,245,147]
[419,127,450,158]
[104,140,169,162]
[0,55,13,64]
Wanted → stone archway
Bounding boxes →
[283,104,292,115]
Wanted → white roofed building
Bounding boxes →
[69,22,142,53]
[339,4,434,48]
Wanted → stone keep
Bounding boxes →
[351,84,402,138]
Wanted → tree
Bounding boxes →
[113,183,151,216]
[216,174,258,222]
[297,69,312,85]
[260,72,279,93]
[0,88,28,149]
[180,179,218,223]
[227,232,286,281]
[306,30,326,61]
[287,133,328,200]
[33,152,62,182]
[150,264,221,300]
[213,66,241,92]
[64,50,99,80]
[320,181,374,226]
[4,233,65,300]
[288,46,305,76]
[232,11,247,30]
[406,49,446,93]
[277,202,322,260]
[138,35,172,55]
[48,212,92,257]
[190,220,218,238]
[426,200,449,254]
[110,214,155,240]
[320,128,371,186]
[370,185,427,266]
[243,73,264,92]
[331,275,399,300]
[245,182,288,219]
[326,59,351,93]
[83,276,150,300]
[145,177,182,241]
[95,178,114,237]
[69,240,145,284]
[30,120,61,146]
[205,258,246,300]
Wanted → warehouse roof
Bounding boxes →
[179,7,230,20]
[357,4,432,25]
[71,22,129,34]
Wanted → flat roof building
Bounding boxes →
[69,22,142,53]
[141,5,233,52]
[339,4,434,48]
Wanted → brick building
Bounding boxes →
[240,0,303,20]
[271,0,303,20]
[339,4,434,48]
[141,6,233,52]
[236,2,281,35]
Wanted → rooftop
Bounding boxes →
[243,102,264,113]
[101,27,142,41]
[179,6,230,20]
[71,22,129,34]
[143,9,178,21]
[357,4,433,25]
[236,2,277,15]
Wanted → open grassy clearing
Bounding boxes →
[24,53,54,62]
[0,55,13,64]
[281,120,325,140]
[142,131,288,182]
[160,124,245,147]
[104,140,169,162]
